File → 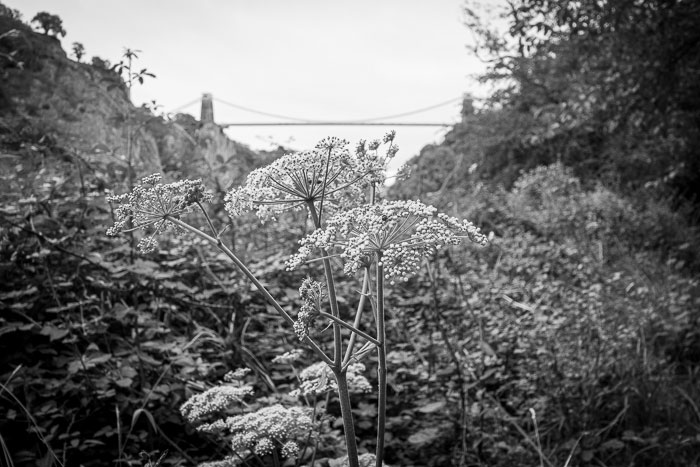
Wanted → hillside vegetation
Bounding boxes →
[1,2,699,467]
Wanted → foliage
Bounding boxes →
[71,42,84,62]
[0,2,21,21]
[113,48,156,89]
[105,133,488,467]
[1,3,699,467]
[461,0,700,201]
[31,11,65,37]
[386,165,700,466]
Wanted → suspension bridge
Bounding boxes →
[168,94,463,128]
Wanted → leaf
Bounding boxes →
[480,340,498,357]
[416,401,446,414]
[39,326,70,341]
[0,322,36,337]
[600,439,625,451]
[45,301,90,313]
[114,378,133,388]
[131,408,158,433]
[0,286,38,300]
[120,366,138,379]
[408,427,441,446]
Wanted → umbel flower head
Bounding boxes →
[180,383,254,424]
[195,405,313,460]
[106,174,212,253]
[225,136,393,222]
[287,200,488,282]
[354,130,401,187]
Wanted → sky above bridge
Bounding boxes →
[15,0,505,174]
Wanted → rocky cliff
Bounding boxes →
[0,5,278,190]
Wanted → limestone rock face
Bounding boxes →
[0,12,164,174]
[0,8,280,188]
[196,122,244,191]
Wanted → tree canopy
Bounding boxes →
[466,0,700,200]
[31,11,66,37]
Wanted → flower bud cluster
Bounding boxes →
[180,384,253,424]
[354,131,399,187]
[289,362,371,397]
[293,277,324,340]
[106,174,212,253]
[218,405,313,460]
[287,200,488,282]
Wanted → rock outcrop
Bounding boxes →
[0,5,279,188]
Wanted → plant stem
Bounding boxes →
[343,269,371,366]
[165,215,333,366]
[306,203,343,367]
[317,311,380,347]
[305,200,358,467]
[375,254,386,467]
[334,369,360,467]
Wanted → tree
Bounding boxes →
[0,3,22,20]
[71,42,84,62]
[31,11,66,37]
[464,0,700,198]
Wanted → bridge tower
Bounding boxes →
[200,93,214,125]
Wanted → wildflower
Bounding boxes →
[287,200,488,282]
[198,456,242,467]
[180,384,254,424]
[254,437,274,456]
[281,440,300,458]
[222,405,313,459]
[354,131,400,187]
[290,362,371,397]
[224,138,363,221]
[224,367,251,382]
[106,174,212,253]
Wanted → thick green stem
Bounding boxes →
[317,310,380,347]
[165,215,333,366]
[375,254,387,467]
[335,370,360,467]
[343,269,371,366]
[307,202,343,366]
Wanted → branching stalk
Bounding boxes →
[306,202,343,366]
[343,269,371,366]
[375,253,387,467]
[165,215,333,366]
[317,310,380,347]
[334,370,360,467]
[305,201,359,467]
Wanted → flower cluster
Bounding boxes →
[223,367,251,382]
[293,277,325,340]
[198,456,241,467]
[106,174,212,253]
[290,362,371,397]
[287,200,488,282]
[180,384,253,424]
[224,137,364,221]
[204,405,313,460]
[353,130,400,187]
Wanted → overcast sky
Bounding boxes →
[14,0,503,171]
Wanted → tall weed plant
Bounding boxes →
[106,133,488,467]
